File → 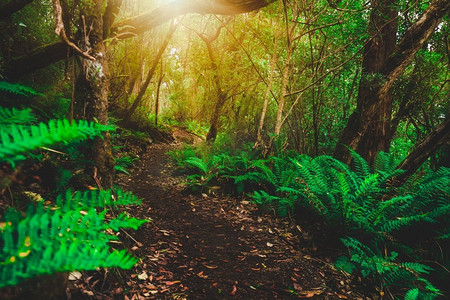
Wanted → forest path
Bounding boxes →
[111,139,366,300]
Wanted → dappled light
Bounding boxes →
[1,0,449,299]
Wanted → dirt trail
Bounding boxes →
[106,141,371,299]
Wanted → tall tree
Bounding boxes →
[334,0,449,165]
[70,0,116,188]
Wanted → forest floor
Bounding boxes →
[70,129,378,300]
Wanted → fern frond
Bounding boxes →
[183,157,209,174]
[0,208,142,287]
[348,147,371,177]
[0,107,36,127]
[0,81,42,97]
[404,288,419,300]
[0,119,113,164]
[55,189,141,211]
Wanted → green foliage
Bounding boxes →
[0,107,36,129]
[0,190,147,288]
[0,81,42,97]
[174,145,449,297]
[0,97,145,288]
[0,119,113,166]
[114,155,138,175]
[339,237,441,299]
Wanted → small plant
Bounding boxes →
[336,237,441,299]
[0,85,146,289]
[114,155,139,175]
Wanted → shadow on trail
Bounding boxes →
[110,141,372,299]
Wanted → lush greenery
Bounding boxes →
[171,144,449,299]
[0,84,146,290]
[1,0,448,298]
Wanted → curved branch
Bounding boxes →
[52,0,95,60]
[3,0,274,79]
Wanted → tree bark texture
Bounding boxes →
[73,0,114,188]
[334,0,449,166]
[197,23,229,142]
[395,117,450,185]
[255,28,278,148]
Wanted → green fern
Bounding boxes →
[0,107,36,128]
[55,188,141,211]
[183,156,209,174]
[340,237,442,298]
[0,199,147,288]
[0,81,42,97]
[0,119,113,165]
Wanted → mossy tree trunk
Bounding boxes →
[73,0,114,188]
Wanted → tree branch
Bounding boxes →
[52,0,95,60]
[395,117,450,185]
[3,0,274,79]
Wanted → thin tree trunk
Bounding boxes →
[155,63,164,126]
[123,22,177,122]
[255,27,278,148]
[193,21,229,142]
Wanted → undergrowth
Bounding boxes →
[171,144,449,299]
[0,83,146,289]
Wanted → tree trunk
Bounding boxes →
[155,63,164,126]
[334,0,449,165]
[123,22,177,122]
[195,22,229,142]
[334,0,397,166]
[255,28,278,148]
[395,117,450,185]
[74,0,114,188]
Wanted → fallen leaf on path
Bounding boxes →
[137,272,148,280]
[231,285,237,295]
[266,242,274,247]
[197,271,208,279]
[164,281,180,286]
[68,271,82,281]
[202,264,218,269]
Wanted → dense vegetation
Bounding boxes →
[1,0,448,299]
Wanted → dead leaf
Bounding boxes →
[164,281,180,286]
[68,271,82,281]
[266,242,273,247]
[137,272,148,280]
[231,285,237,295]
[203,264,218,269]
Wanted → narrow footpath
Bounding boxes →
[73,139,374,299]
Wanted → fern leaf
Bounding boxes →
[0,107,36,129]
[0,120,112,164]
[183,157,209,174]
[0,81,42,97]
